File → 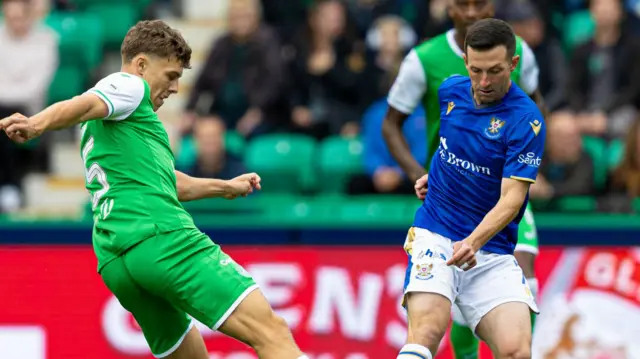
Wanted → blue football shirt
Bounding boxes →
[413,75,546,254]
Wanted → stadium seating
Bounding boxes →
[44,12,104,71]
[84,3,138,51]
[244,134,317,193]
[317,136,363,193]
[47,66,85,105]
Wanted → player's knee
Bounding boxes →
[494,341,531,359]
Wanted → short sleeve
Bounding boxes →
[518,41,539,95]
[86,73,145,121]
[503,113,546,183]
[387,50,427,114]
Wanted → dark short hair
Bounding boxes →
[121,20,192,69]
[464,18,516,58]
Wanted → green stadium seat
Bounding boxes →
[336,196,412,225]
[225,131,246,156]
[318,136,364,193]
[582,136,607,190]
[556,196,597,212]
[563,10,595,52]
[608,139,625,170]
[633,198,640,213]
[244,134,317,193]
[85,3,138,51]
[48,66,86,105]
[44,12,104,70]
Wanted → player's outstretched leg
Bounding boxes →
[475,302,532,359]
[218,288,305,359]
[399,292,452,359]
[449,321,479,359]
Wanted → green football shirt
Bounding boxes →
[388,29,540,171]
[81,72,196,271]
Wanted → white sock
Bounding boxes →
[397,343,432,359]
[527,277,539,298]
[297,356,310,359]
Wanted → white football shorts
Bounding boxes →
[402,227,539,333]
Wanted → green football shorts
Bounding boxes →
[515,203,539,255]
[100,228,258,358]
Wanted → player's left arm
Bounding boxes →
[467,111,546,252]
[519,41,548,119]
[175,170,261,202]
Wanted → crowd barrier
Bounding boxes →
[0,239,638,358]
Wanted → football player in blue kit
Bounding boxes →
[394,19,546,359]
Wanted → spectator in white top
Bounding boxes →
[0,0,58,212]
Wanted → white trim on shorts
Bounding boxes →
[154,319,195,358]
[514,243,539,255]
[212,284,260,330]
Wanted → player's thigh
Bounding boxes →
[403,227,456,349]
[164,326,209,359]
[475,302,532,359]
[457,253,537,351]
[123,229,259,330]
[100,255,195,358]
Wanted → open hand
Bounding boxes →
[414,174,428,200]
[224,173,262,200]
[0,113,41,144]
[446,240,477,271]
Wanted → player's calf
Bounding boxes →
[218,289,306,359]
[399,292,452,359]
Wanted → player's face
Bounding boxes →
[142,56,184,111]
[449,0,494,35]
[464,45,518,104]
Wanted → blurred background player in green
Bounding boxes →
[382,1,544,358]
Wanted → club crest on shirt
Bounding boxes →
[484,117,505,139]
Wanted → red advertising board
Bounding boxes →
[0,246,637,359]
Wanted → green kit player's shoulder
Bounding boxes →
[413,32,449,59]
[87,72,147,121]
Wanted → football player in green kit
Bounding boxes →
[0,20,307,359]
[381,1,544,358]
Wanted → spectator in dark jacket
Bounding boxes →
[568,0,640,138]
[347,98,426,195]
[182,0,287,139]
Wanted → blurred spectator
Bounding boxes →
[360,15,416,106]
[289,0,364,140]
[342,0,429,39]
[259,0,309,47]
[608,118,640,200]
[179,118,247,179]
[347,99,426,195]
[568,0,640,138]
[0,0,58,212]
[182,0,287,139]
[530,112,596,200]
[503,0,568,112]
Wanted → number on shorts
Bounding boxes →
[81,135,112,218]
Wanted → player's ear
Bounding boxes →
[510,54,520,72]
[132,55,149,75]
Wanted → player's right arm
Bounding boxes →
[0,73,144,143]
[382,50,427,183]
